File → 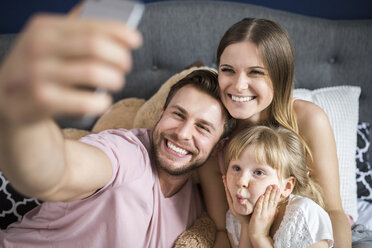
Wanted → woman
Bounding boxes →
[197,18,350,247]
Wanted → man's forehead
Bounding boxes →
[168,85,225,126]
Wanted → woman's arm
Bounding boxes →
[294,100,351,248]
[308,240,329,248]
[198,155,231,247]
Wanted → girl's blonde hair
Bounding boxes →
[224,125,324,208]
[217,18,313,161]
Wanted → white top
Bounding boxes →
[226,195,334,248]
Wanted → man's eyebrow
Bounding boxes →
[171,105,217,132]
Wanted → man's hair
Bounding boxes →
[163,69,235,139]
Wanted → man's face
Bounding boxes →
[152,85,226,176]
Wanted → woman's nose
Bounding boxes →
[234,73,249,92]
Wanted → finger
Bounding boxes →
[253,195,264,217]
[55,33,134,72]
[36,83,112,116]
[52,59,125,91]
[268,185,279,208]
[67,3,84,18]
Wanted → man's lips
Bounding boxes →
[165,139,191,157]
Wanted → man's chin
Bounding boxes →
[157,162,202,176]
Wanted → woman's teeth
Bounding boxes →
[167,141,188,155]
[231,95,254,102]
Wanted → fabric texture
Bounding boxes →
[226,195,333,248]
[356,122,372,203]
[293,85,361,221]
[0,128,203,247]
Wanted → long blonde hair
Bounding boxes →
[224,125,324,208]
[217,18,312,161]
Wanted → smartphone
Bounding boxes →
[58,0,145,129]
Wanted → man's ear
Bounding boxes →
[211,137,229,156]
[281,176,295,198]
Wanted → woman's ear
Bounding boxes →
[281,176,295,198]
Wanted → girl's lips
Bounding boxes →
[236,194,247,204]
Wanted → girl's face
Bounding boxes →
[226,145,286,216]
[218,41,274,124]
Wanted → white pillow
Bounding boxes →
[293,85,361,221]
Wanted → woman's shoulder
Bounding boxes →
[293,99,332,137]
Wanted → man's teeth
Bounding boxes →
[167,141,188,155]
[231,95,254,102]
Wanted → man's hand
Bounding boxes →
[0,12,142,125]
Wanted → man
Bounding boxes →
[0,13,234,247]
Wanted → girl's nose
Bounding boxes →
[237,173,250,188]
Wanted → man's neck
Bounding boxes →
[157,168,191,198]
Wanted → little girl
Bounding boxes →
[222,125,334,248]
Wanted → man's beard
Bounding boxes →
[152,129,214,176]
[152,147,206,176]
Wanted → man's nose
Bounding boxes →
[177,121,193,140]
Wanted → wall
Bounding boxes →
[1,0,372,34]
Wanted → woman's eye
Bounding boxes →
[221,68,234,73]
[250,70,264,75]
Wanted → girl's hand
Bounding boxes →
[222,175,250,225]
[249,185,280,247]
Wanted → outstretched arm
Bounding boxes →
[0,6,142,202]
[294,100,351,248]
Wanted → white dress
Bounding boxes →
[226,195,334,248]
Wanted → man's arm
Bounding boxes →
[0,9,142,202]
[0,119,112,202]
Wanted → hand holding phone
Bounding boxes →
[58,0,145,129]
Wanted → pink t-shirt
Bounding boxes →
[0,128,203,247]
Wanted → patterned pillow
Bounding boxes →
[0,173,41,229]
[356,122,372,203]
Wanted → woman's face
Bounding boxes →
[218,41,274,123]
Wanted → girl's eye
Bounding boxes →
[232,165,241,172]
[254,170,264,176]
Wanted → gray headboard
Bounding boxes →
[0,1,371,124]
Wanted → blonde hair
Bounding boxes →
[217,18,312,161]
[224,125,324,208]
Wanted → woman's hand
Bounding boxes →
[248,185,280,247]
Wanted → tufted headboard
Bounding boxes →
[0,1,371,131]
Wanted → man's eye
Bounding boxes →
[173,112,184,118]
[197,124,210,133]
